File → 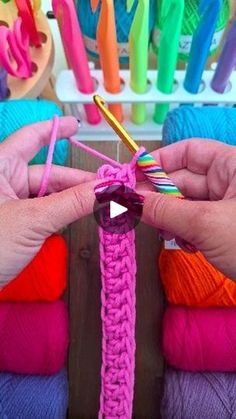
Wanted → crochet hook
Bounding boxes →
[94,95,183,198]
[91,0,123,122]
[127,0,149,125]
[184,0,222,94]
[52,0,101,125]
[154,0,184,124]
[211,19,236,93]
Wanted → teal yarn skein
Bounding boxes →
[163,106,236,146]
[0,369,68,419]
[0,99,69,165]
[77,0,156,63]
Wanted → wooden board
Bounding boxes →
[67,141,164,418]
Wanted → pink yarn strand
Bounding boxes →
[38,115,60,197]
[97,161,137,419]
[69,136,122,168]
[38,117,122,198]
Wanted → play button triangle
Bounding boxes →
[110,201,128,219]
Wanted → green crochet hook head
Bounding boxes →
[154,0,184,124]
[127,0,149,124]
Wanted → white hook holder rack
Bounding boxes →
[56,68,236,141]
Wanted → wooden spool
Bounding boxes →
[0,2,54,99]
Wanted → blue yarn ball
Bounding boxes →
[0,99,69,166]
[0,369,68,418]
[77,0,156,63]
[163,106,236,146]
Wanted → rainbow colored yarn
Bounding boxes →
[137,147,183,197]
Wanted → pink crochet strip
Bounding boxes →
[97,160,137,419]
[39,117,137,418]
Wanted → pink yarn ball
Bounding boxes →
[163,307,236,372]
[0,301,69,375]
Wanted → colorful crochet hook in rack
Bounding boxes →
[154,0,184,123]
[184,0,222,93]
[94,95,184,198]
[128,0,149,125]
[52,0,101,125]
[91,0,123,122]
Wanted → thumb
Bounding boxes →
[30,179,101,236]
[143,192,204,243]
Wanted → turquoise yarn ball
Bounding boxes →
[77,0,156,63]
[0,99,69,166]
[163,106,236,146]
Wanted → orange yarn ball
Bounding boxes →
[0,235,67,302]
[159,249,236,307]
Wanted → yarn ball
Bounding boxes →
[0,369,68,419]
[159,249,236,307]
[0,99,69,165]
[162,106,236,146]
[152,0,229,60]
[0,301,69,375]
[161,368,236,419]
[77,0,156,63]
[0,235,68,302]
[163,306,236,372]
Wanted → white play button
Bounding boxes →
[110,200,128,219]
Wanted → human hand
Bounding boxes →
[141,139,236,279]
[0,117,97,287]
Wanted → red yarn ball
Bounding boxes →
[0,235,68,302]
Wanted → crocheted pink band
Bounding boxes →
[97,161,137,419]
[39,116,137,418]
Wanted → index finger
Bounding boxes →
[0,116,78,162]
[150,138,229,175]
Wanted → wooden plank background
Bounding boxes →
[66,141,164,419]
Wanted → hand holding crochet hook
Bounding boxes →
[93,95,236,280]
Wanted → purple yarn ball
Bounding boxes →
[162,368,236,418]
